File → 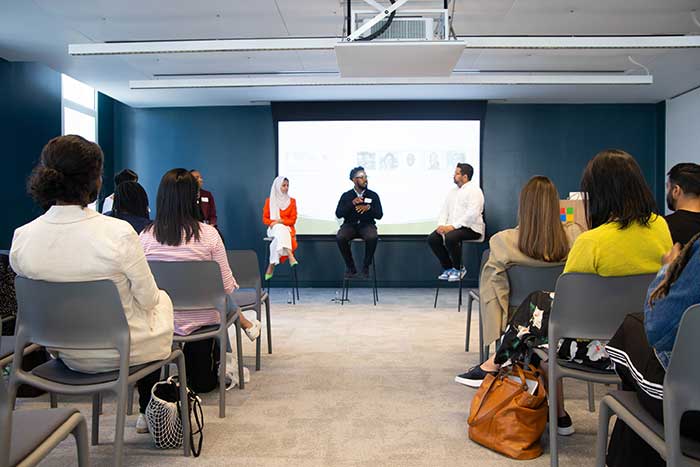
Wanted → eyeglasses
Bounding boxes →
[354,175,367,180]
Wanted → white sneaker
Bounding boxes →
[244,319,262,342]
[223,353,251,390]
[458,267,467,279]
[136,413,149,434]
[437,269,451,280]
[447,269,461,282]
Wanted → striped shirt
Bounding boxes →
[140,223,238,336]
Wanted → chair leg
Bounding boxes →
[595,399,612,467]
[458,276,463,312]
[235,319,245,390]
[50,392,58,408]
[113,386,128,467]
[126,386,134,415]
[342,279,348,305]
[465,294,472,352]
[176,353,192,457]
[255,303,262,372]
[91,393,100,446]
[72,416,90,467]
[265,296,272,354]
[294,266,300,301]
[587,382,596,412]
[548,374,560,467]
[434,284,440,308]
[218,333,226,418]
[372,262,377,306]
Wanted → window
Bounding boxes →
[61,74,97,142]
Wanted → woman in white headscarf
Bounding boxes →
[262,176,298,280]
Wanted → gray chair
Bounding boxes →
[0,358,90,467]
[9,277,190,467]
[464,249,490,355]
[0,317,42,371]
[434,235,485,313]
[596,304,700,466]
[148,260,245,418]
[548,273,656,467]
[263,237,300,304]
[227,250,269,371]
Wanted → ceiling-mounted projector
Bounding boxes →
[336,0,463,77]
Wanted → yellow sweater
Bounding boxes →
[564,215,672,276]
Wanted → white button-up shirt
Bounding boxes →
[437,181,485,235]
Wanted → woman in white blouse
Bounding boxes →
[10,135,173,434]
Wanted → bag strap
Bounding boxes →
[189,393,204,457]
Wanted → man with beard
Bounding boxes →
[335,166,383,278]
[665,162,700,246]
[428,163,485,282]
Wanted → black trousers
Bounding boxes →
[136,369,162,414]
[427,227,480,270]
[606,313,700,467]
[336,223,378,272]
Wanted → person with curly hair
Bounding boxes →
[10,135,174,434]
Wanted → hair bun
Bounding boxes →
[42,167,65,182]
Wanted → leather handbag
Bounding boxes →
[467,364,548,460]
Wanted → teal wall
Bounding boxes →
[0,59,61,248]
[112,102,666,287]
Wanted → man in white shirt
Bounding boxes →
[428,163,485,282]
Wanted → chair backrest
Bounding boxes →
[478,249,489,277]
[14,277,129,354]
[0,359,12,467]
[549,273,656,343]
[226,250,261,290]
[507,264,565,306]
[663,304,700,464]
[148,261,226,313]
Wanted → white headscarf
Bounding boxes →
[269,176,291,220]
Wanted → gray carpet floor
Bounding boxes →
[18,288,605,466]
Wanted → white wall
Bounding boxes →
[666,86,700,173]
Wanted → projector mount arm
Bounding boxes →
[345,0,406,42]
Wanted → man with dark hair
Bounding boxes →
[101,168,138,213]
[665,162,700,245]
[428,163,484,282]
[335,166,384,278]
[190,169,218,227]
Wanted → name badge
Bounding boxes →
[364,198,372,204]
[201,197,209,202]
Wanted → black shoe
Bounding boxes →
[358,267,370,279]
[454,364,496,388]
[557,412,575,436]
[344,269,357,279]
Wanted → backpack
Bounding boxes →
[183,338,220,394]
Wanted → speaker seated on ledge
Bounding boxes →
[334,41,466,78]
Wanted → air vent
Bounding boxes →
[365,17,434,41]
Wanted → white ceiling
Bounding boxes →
[1,0,700,107]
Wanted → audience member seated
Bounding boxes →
[263,176,298,280]
[105,180,151,233]
[139,168,261,386]
[457,149,673,436]
[10,135,173,434]
[456,176,582,387]
[664,162,700,246]
[428,162,485,282]
[101,168,138,214]
[604,233,700,467]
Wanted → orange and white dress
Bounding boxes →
[262,198,298,264]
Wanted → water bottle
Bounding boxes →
[334,290,340,303]
[287,290,293,304]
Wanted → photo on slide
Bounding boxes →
[278,120,481,235]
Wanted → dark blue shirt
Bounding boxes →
[105,211,152,234]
